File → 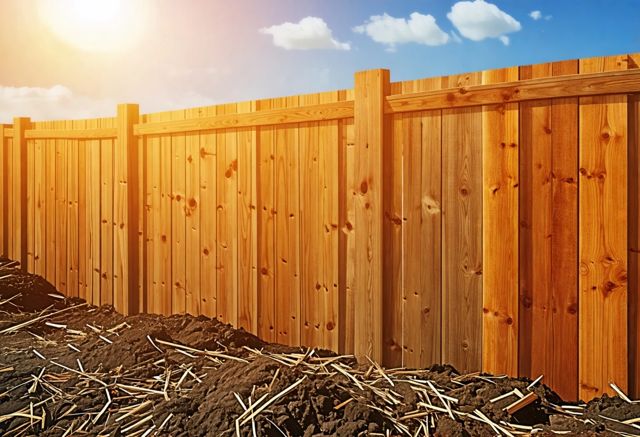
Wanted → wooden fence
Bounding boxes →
[1,52,639,402]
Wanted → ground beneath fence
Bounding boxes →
[0,257,639,436]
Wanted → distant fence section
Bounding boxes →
[1,52,639,402]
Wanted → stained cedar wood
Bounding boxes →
[391,76,443,368]
[216,103,239,325]
[172,109,187,314]
[114,112,127,310]
[518,60,579,400]
[67,122,79,297]
[353,70,389,361]
[482,66,520,376]
[7,133,13,260]
[55,121,68,293]
[199,105,217,318]
[16,118,30,269]
[441,72,483,373]
[579,55,629,400]
[256,97,277,342]
[77,121,87,301]
[319,91,340,351]
[185,107,201,316]
[630,91,640,398]
[27,129,34,272]
[237,100,257,332]
[88,118,101,306]
[34,131,45,277]
[275,96,301,345]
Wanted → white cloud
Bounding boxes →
[0,85,114,123]
[498,35,510,46]
[529,10,542,20]
[353,12,449,51]
[447,0,521,44]
[260,17,350,51]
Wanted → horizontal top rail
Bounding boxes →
[3,128,14,138]
[24,127,118,140]
[386,69,640,113]
[134,100,354,136]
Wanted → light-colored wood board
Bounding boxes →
[172,110,187,314]
[27,135,34,272]
[56,125,68,293]
[481,66,519,376]
[578,55,628,400]
[100,131,114,305]
[353,70,389,362]
[88,118,102,306]
[216,103,239,325]
[237,101,258,333]
[34,135,46,276]
[185,107,201,316]
[67,128,79,297]
[199,106,217,318]
[630,92,640,398]
[25,127,117,139]
[257,98,277,342]
[77,122,88,301]
[159,114,173,315]
[274,96,301,346]
[0,126,6,257]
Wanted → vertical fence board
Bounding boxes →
[237,101,257,332]
[257,98,276,342]
[0,125,5,257]
[172,110,187,314]
[579,55,628,400]
[27,135,34,273]
[100,125,113,305]
[159,113,173,315]
[200,106,217,318]
[274,96,301,345]
[146,117,160,314]
[34,134,45,276]
[14,118,30,269]
[216,104,239,325]
[630,92,640,398]
[185,107,201,316]
[56,124,68,293]
[88,119,101,306]
[353,70,389,361]
[77,124,88,301]
[442,71,483,373]
[67,125,79,297]
[482,67,520,376]
[7,135,14,260]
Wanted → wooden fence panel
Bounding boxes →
[482,66,520,376]
[579,55,629,399]
[0,125,5,257]
[185,107,201,316]
[441,72,483,374]
[630,92,640,398]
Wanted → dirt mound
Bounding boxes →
[1,259,639,436]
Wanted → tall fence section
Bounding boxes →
[1,53,639,402]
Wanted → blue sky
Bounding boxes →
[0,0,638,121]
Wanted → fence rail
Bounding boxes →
[1,52,639,402]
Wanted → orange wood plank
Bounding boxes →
[0,125,5,257]
[67,129,79,297]
[275,96,301,345]
[159,114,173,315]
[27,135,34,273]
[199,106,217,318]
[441,72,483,373]
[578,55,628,400]
[185,107,201,316]
[482,66,519,376]
[216,103,239,325]
[34,134,46,276]
[237,101,258,332]
[146,114,161,314]
[100,121,114,305]
[630,91,640,398]
[172,110,187,314]
[77,123,88,301]
[88,118,102,305]
[353,70,389,361]
[56,125,68,294]
[257,97,277,342]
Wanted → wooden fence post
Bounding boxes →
[0,124,6,258]
[116,104,140,315]
[353,69,390,362]
[13,117,31,271]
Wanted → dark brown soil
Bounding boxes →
[1,257,639,436]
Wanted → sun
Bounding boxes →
[38,0,149,52]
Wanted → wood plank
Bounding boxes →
[56,123,68,293]
[100,123,114,305]
[579,55,628,400]
[0,125,5,257]
[14,118,30,269]
[199,106,217,318]
[353,70,390,362]
[172,110,187,314]
[185,107,201,316]
[386,69,640,113]
[25,127,117,139]
[299,94,322,349]
[67,125,79,297]
[257,98,277,342]
[135,100,354,136]
[237,101,258,332]
[442,72,483,373]
[482,66,519,376]
[274,96,301,345]
[7,134,14,260]
[216,104,239,325]
[34,134,46,276]
[630,92,640,399]
[159,114,173,315]
[77,122,88,301]
[88,118,102,305]
[27,135,34,272]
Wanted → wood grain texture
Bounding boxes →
[56,125,69,293]
[275,96,301,346]
[256,98,277,342]
[13,118,30,270]
[172,110,187,314]
[100,125,114,305]
[353,70,389,361]
[482,67,519,376]
[579,55,628,400]
[27,134,34,273]
[185,107,201,316]
[199,106,217,318]
[67,125,79,297]
[88,118,101,305]
[77,124,88,301]
[442,71,483,373]
[630,91,640,398]
[237,101,258,332]
[216,103,239,325]
[34,134,46,276]
[0,125,6,257]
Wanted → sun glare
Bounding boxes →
[38,0,149,52]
